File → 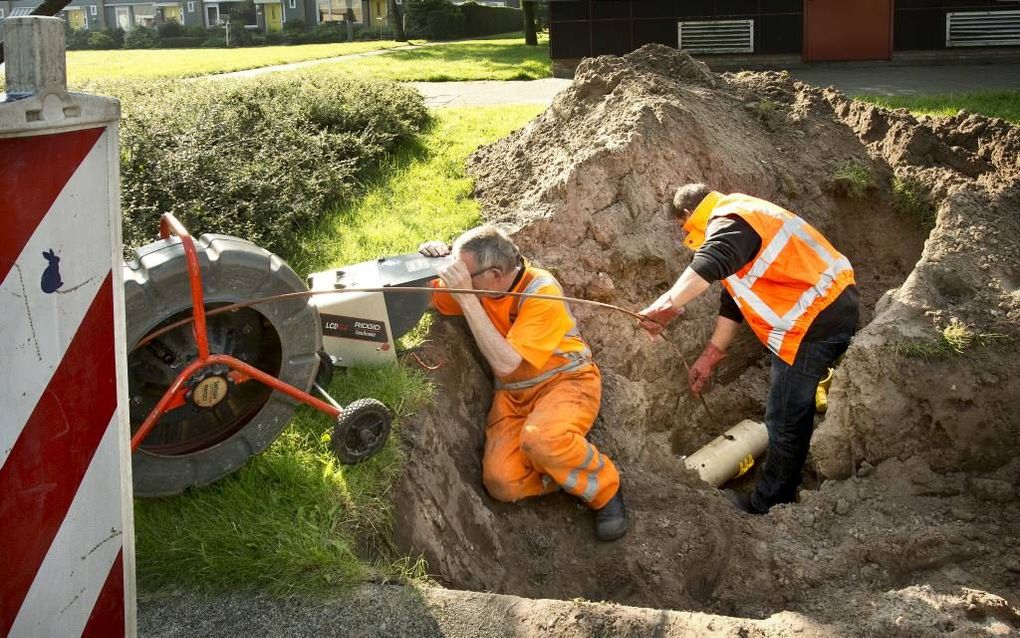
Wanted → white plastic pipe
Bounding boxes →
[684,419,769,487]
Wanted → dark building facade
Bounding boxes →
[550,0,1020,69]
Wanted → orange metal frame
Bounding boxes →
[130,213,341,452]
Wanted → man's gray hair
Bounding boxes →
[453,225,520,273]
[671,183,712,220]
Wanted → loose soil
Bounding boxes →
[393,45,1020,636]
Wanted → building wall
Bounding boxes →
[895,0,1019,50]
[550,0,1020,60]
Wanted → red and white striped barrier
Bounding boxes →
[1,17,135,637]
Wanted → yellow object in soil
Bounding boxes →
[816,368,834,413]
[735,453,755,479]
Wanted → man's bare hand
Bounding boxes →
[437,260,474,305]
[419,240,452,258]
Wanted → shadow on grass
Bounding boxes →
[367,40,551,81]
[288,123,436,275]
[134,363,433,595]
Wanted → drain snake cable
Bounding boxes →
[132,286,718,423]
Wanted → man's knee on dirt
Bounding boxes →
[482,461,526,503]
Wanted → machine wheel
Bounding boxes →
[124,233,321,497]
[332,398,392,464]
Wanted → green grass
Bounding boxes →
[855,90,1020,124]
[62,40,410,82]
[894,318,1007,361]
[892,175,936,229]
[830,159,875,200]
[291,104,545,274]
[308,33,551,82]
[135,365,433,593]
[134,104,544,594]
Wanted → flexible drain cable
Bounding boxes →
[133,286,718,422]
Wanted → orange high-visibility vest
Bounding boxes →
[707,194,855,365]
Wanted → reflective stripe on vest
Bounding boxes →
[711,201,854,364]
[504,273,592,382]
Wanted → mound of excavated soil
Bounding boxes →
[393,45,1019,636]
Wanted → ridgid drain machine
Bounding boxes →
[127,214,449,497]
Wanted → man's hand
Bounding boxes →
[689,342,726,396]
[419,240,451,258]
[637,299,683,336]
[437,260,473,305]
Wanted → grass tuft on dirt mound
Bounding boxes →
[892,175,936,229]
[894,318,1008,361]
[134,105,544,594]
[829,159,876,200]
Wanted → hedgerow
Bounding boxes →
[93,75,429,257]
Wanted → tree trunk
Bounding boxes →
[388,0,406,42]
[523,1,538,46]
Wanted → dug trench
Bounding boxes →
[391,46,1020,634]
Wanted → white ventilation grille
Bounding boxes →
[678,19,754,54]
[947,10,1020,47]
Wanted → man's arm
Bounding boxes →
[437,260,523,377]
[708,315,741,352]
[639,216,761,334]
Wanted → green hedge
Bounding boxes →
[99,75,429,257]
[405,0,463,40]
[460,1,521,37]
[159,36,205,48]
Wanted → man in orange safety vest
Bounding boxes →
[638,184,860,514]
[420,225,627,541]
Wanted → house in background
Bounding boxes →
[549,0,1020,75]
[0,0,394,31]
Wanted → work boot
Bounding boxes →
[723,488,761,515]
[594,489,628,542]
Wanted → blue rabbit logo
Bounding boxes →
[41,249,63,293]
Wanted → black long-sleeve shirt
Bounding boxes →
[689,216,859,341]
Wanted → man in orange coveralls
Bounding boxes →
[419,225,627,541]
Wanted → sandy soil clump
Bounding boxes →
[393,45,1019,636]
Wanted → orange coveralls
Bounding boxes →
[433,266,621,510]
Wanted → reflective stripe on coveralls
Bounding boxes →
[483,364,620,509]
[709,198,855,365]
[477,270,619,510]
[495,275,593,391]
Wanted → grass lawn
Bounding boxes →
[134,104,545,594]
[855,90,1020,124]
[308,33,551,82]
[63,40,409,82]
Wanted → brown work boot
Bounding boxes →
[594,489,628,542]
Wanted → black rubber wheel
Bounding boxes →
[315,350,336,388]
[332,398,392,465]
[124,233,321,497]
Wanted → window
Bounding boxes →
[289,0,296,8]
[90,5,97,15]
[11,7,33,16]
[133,3,155,27]
[0,9,5,19]
[188,1,195,11]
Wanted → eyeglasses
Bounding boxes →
[468,267,497,279]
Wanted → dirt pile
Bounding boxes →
[393,44,1019,635]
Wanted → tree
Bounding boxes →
[389,0,407,41]
[522,0,538,46]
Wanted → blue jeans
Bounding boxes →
[750,332,854,513]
